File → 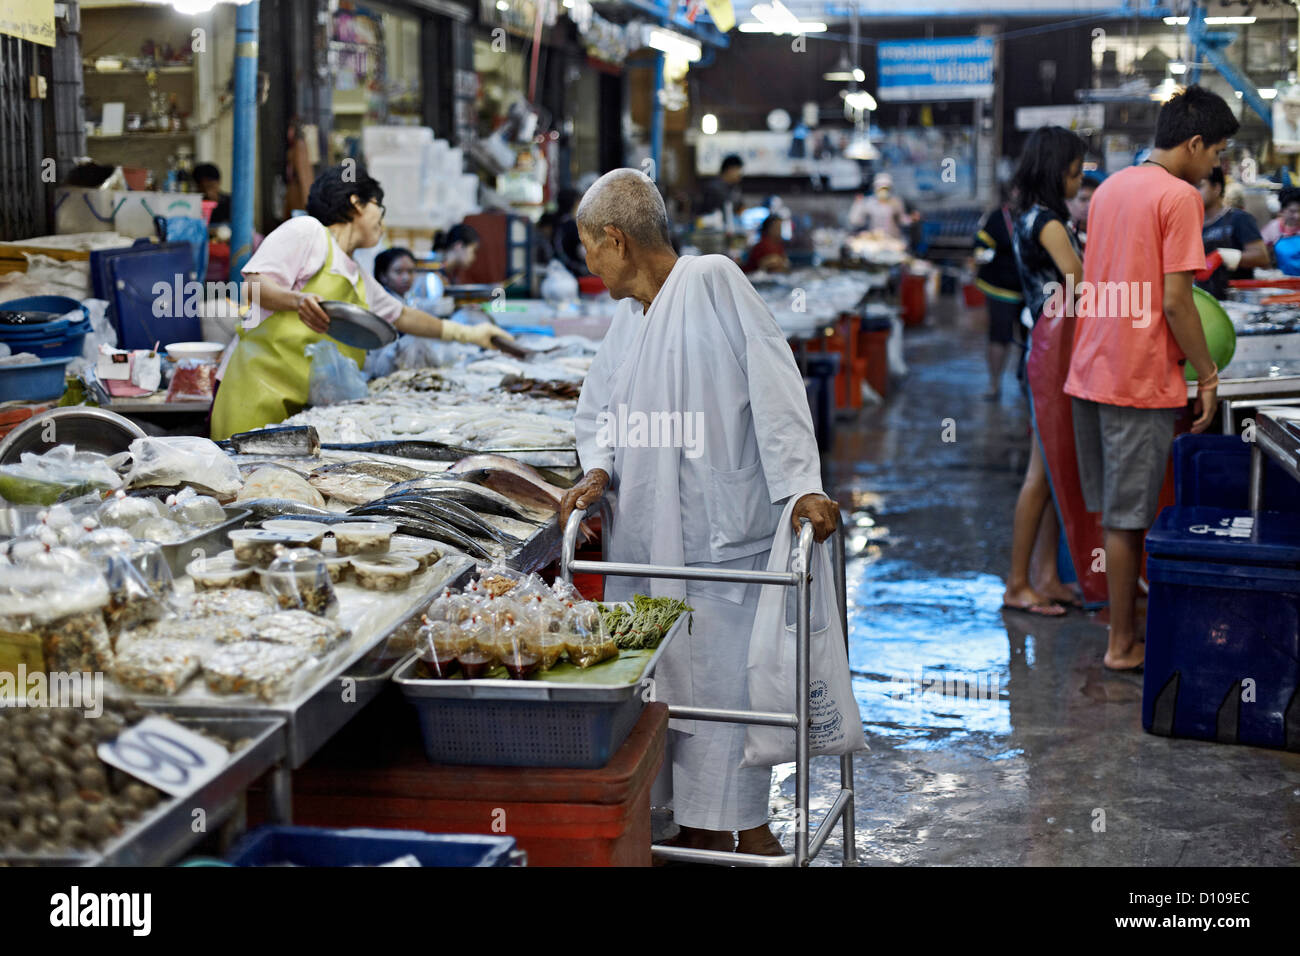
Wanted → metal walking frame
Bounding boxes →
[560,499,859,867]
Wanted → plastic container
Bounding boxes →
[1143,505,1300,752]
[332,521,395,556]
[187,553,257,590]
[0,356,74,402]
[388,538,441,572]
[349,554,418,591]
[0,317,92,360]
[225,826,518,867]
[257,548,338,616]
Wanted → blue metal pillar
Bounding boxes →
[650,52,665,177]
[231,1,260,275]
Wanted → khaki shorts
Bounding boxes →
[1072,398,1179,530]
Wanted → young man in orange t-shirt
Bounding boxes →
[1064,86,1236,671]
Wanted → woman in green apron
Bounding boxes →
[211,165,509,440]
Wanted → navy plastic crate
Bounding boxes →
[409,694,644,769]
[1143,505,1300,751]
[0,356,73,402]
[1173,433,1300,512]
[226,826,518,867]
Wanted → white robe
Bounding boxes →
[574,254,824,830]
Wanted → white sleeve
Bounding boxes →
[361,271,406,324]
[707,258,824,504]
[574,309,629,479]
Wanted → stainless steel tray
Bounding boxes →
[94,714,287,866]
[135,554,478,767]
[393,609,685,704]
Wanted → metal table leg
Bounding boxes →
[267,764,293,824]
[1250,442,1264,512]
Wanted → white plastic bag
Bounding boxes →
[742,499,867,767]
[68,298,116,378]
[540,259,579,308]
[305,339,368,406]
[124,436,242,496]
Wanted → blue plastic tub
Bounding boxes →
[225,826,518,867]
[0,295,86,319]
[0,356,73,401]
[1173,433,1300,512]
[1143,505,1300,751]
[0,317,91,360]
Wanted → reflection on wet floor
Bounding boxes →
[770,304,1300,867]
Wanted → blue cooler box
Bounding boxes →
[1143,506,1300,751]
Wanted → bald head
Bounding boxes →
[576,168,672,250]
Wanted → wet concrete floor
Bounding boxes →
[773,301,1300,866]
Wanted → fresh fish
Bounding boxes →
[346,506,491,558]
[357,494,522,546]
[306,460,429,506]
[382,477,544,522]
[261,512,360,525]
[232,497,337,518]
[319,440,478,462]
[446,455,569,511]
[221,426,321,457]
[311,460,429,482]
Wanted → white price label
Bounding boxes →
[97,716,230,797]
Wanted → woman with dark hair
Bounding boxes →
[435,223,480,286]
[1001,126,1086,617]
[743,214,790,273]
[211,165,510,439]
[374,246,417,299]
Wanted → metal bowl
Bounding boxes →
[0,407,146,465]
[319,300,399,351]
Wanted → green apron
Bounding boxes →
[211,233,369,440]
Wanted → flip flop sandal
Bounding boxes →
[1000,602,1067,618]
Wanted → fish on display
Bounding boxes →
[233,497,337,519]
[382,477,544,523]
[319,440,478,462]
[307,460,429,506]
[446,455,569,512]
[220,426,321,457]
[356,493,522,546]
[346,506,492,559]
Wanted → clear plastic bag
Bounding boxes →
[0,563,111,673]
[565,602,618,669]
[306,339,369,406]
[166,487,226,527]
[257,547,338,617]
[98,490,163,529]
[124,436,242,496]
[91,546,171,638]
[0,444,122,505]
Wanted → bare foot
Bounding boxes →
[1036,581,1082,607]
[1002,585,1066,617]
[736,824,786,857]
[1103,638,1145,671]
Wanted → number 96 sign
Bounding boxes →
[98,716,230,797]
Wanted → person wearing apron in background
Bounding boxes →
[211,164,510,440]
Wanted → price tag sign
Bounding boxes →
[97,716,230,797]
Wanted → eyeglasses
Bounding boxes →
[372,199,386,218]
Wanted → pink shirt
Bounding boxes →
[1064,165,1206,409]
[239,216,404,329]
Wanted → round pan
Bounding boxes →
[319,300,399,351]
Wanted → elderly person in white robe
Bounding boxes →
[560,169,838,856]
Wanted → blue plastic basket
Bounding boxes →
[0,356,73,402]
[0,317,92,360]
[0,295,87,320]
[225,826,519,867]
[407,693,644,769]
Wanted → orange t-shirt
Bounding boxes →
[1063,164,1206,409]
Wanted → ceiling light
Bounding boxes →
[843,90,877,111]
[1169,60,1187,75]
[1260,88,1278,100]
[823,54,855,81]
[1163,16,1188,24]
[647,27,702,62]
[496,0,509,9]
[701,113,718,135]
[1207,16,1255,24]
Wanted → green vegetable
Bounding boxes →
[598,595,693,650]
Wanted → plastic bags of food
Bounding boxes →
[124,436,242,497]
[306,340,368,406]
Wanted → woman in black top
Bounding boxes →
[1002,126,1086,617]
[974,184,1025,399]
